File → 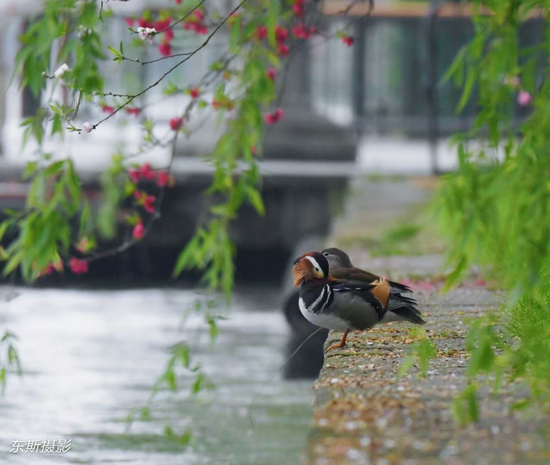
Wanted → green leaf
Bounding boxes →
[108,45,121,57]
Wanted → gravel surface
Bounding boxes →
[304,178,550,465]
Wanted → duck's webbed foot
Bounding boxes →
[324,329,349,354]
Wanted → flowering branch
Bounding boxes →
[79,0,249,133]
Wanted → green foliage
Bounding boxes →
[438,0,550,420]
[0,331,22,393]
[2,159,87,280]
[398,328,437,378]
[452,383,480,426]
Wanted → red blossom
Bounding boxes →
[194,9,205,22]
[125,18,135,27]
[70,258,88,275]
[143,195,156,214]
[256,26,267,40]
[266,68,277,81]
[292,3,305,16]
[158,41,172,57]
[129,169,140,184]
[342,35,354,47]
[278,43,289,56]
[196,25,208,34]
[157,170,170,187]
[126,107,141,117]
[189,87,200,99]
[183,22,197,31]
[133,222,145,240]
[44,264,56,275]
[265,108,284,124]
[292,23,310,39]
[139,162,156,180]
[169,117,184,131]
[138,18,155,29]
[155,18,172,32]
[175,0,182,3]
[164,28,175,41]
[134,190,143,200]
[276,26,288,42]
[102,105,114,114]
[251,145,258,155]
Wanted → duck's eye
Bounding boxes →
[323,252,329,257]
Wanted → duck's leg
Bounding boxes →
[324,330,349,354]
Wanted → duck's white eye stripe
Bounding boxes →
[305,256,322,273]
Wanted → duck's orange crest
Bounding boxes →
[292,252,316,287]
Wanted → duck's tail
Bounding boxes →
[385,293,425,325]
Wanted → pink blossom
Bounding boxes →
[164,28,175,41]
[278,43,289,56]
[266,68,277,81]
[276,26,288,42]
[175,0,182,3]
[196,25,208,35]
[82,122,93,133]
[183,22,198,32]
[125,18,135,27]
[292,3,305,16]
[169,117,184,131]
[138,18,155,29]
[189,87,200,99]
[342,35,354,47]
[517,90,532,106]
[265,108,284,124]
[155,18,172,32]
[102,105,114,114]
[133,222,145,240]
[45,264,56,275]
[126,107,140,117]
[70,258,88,275]
[157,170,170,187]
[256,26,267,40]
[292,23,310,40]
[134,190,143,200]
[194,9,205,22]
[158,42,172,57]
[139,163,156,180]
[129,169,140,184]
[143,195,156,214]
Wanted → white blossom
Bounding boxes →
[54,63,71,78]
[78,25,91,38]
[137,27,156,43]
[82,122,93,133]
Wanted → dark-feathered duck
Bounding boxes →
[292,249,425,353]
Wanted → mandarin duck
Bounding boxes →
[293,251,425,353]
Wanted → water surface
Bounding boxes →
[0,287,313,464]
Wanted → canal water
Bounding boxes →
[0,287,314,464]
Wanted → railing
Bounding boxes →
[312,1,544,173]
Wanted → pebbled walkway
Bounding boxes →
[304,178,550,465]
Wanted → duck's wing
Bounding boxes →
[330,281,387,328]
[331,267,413,295]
